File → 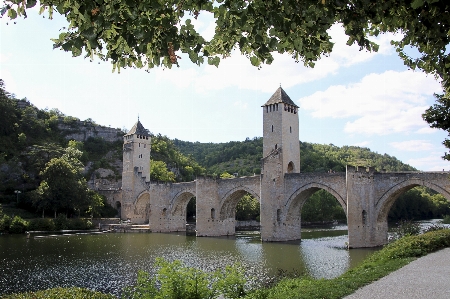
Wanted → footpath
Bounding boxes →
[344,247,450,299]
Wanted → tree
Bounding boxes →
[4,1,449,157]
[35,147,90,217]
[150,159,176,182]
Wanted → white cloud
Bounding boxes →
[407,153,450,171]
[155,24,402,94]
[328,24,401,66]
[390,140,435,152]
[298,70,441,135]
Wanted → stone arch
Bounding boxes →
[133,191,150,223]
[219,186,260,220]
[376,178,450,223]
[284,182,347,223]
[170,190,196,217]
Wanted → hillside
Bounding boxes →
[173,138,416,177]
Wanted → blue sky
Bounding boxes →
[1,8,449,171]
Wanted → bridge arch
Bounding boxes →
[133,191,151,223]
[376,178,450,222]
[170,190,196,218]
[219,186,260,221]
[284,182,347,223]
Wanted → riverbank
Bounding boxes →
[3,229,450,299]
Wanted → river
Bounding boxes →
[0,225,378,297]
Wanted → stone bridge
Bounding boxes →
[119,163,450,248]
[114,88,450,248]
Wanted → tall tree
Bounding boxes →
[35,147,90,217]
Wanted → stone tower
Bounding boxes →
[122,119,151,182]
[121,119,151,221]
[260,87,301,241]
[262,86,300,173]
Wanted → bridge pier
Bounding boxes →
[346,166,387,248]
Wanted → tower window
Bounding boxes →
[271,125,273,132]
[211,208,215,219]
[275,144,278,149]
[266,106,268,113]
[276,103,278,111]
[144,144,146,148]
[290,126,292,133]
[139,143,140,147]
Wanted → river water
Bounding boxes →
[0,225,377,297]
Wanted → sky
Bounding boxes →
[1,8,449,171]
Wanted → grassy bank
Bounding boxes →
[3,229,450,299]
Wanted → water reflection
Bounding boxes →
[0,227,377,297]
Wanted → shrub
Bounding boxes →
[69,218,93,230]
[9,216,28,234]
[377,229,450,260]
[28,218,56,231]
[390,220,421,241]
[442,215,450,224]
[0,214,12,232]
[54,214,69,230]
[122,258,247,299]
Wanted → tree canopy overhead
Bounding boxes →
[3,0,450,158]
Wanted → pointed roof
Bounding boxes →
[262,87,299,108]
[126,120,150,137]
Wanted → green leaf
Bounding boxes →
[250,56,259,66]
[26,0,37,9]
[411,0,424,9]
[7,8,17,19]
[81,27,96,40]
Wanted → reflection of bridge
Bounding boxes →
[114,88,450,248]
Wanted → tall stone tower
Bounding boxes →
[121,119,152,221]
[262,86,300,173]
[122,119,152,182]
[260,87,301,241]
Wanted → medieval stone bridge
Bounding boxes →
[119,161,450,248]
[112,87,450,248]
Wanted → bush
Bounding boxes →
[442,215,450,224]
[54,214,70,230]
[122,258,247,299]
[28,218,56,231]
[9,216,28,234]
[390,220,421,241]
[69,218,93,230]
[380,229,450,259]
[0,214,12,232]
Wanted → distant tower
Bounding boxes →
[122,119,152,183]
[262,86,300,173]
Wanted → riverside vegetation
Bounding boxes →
[3,228,450,299]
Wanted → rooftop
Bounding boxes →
[125,120,150,137]
[262,87,299,108]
